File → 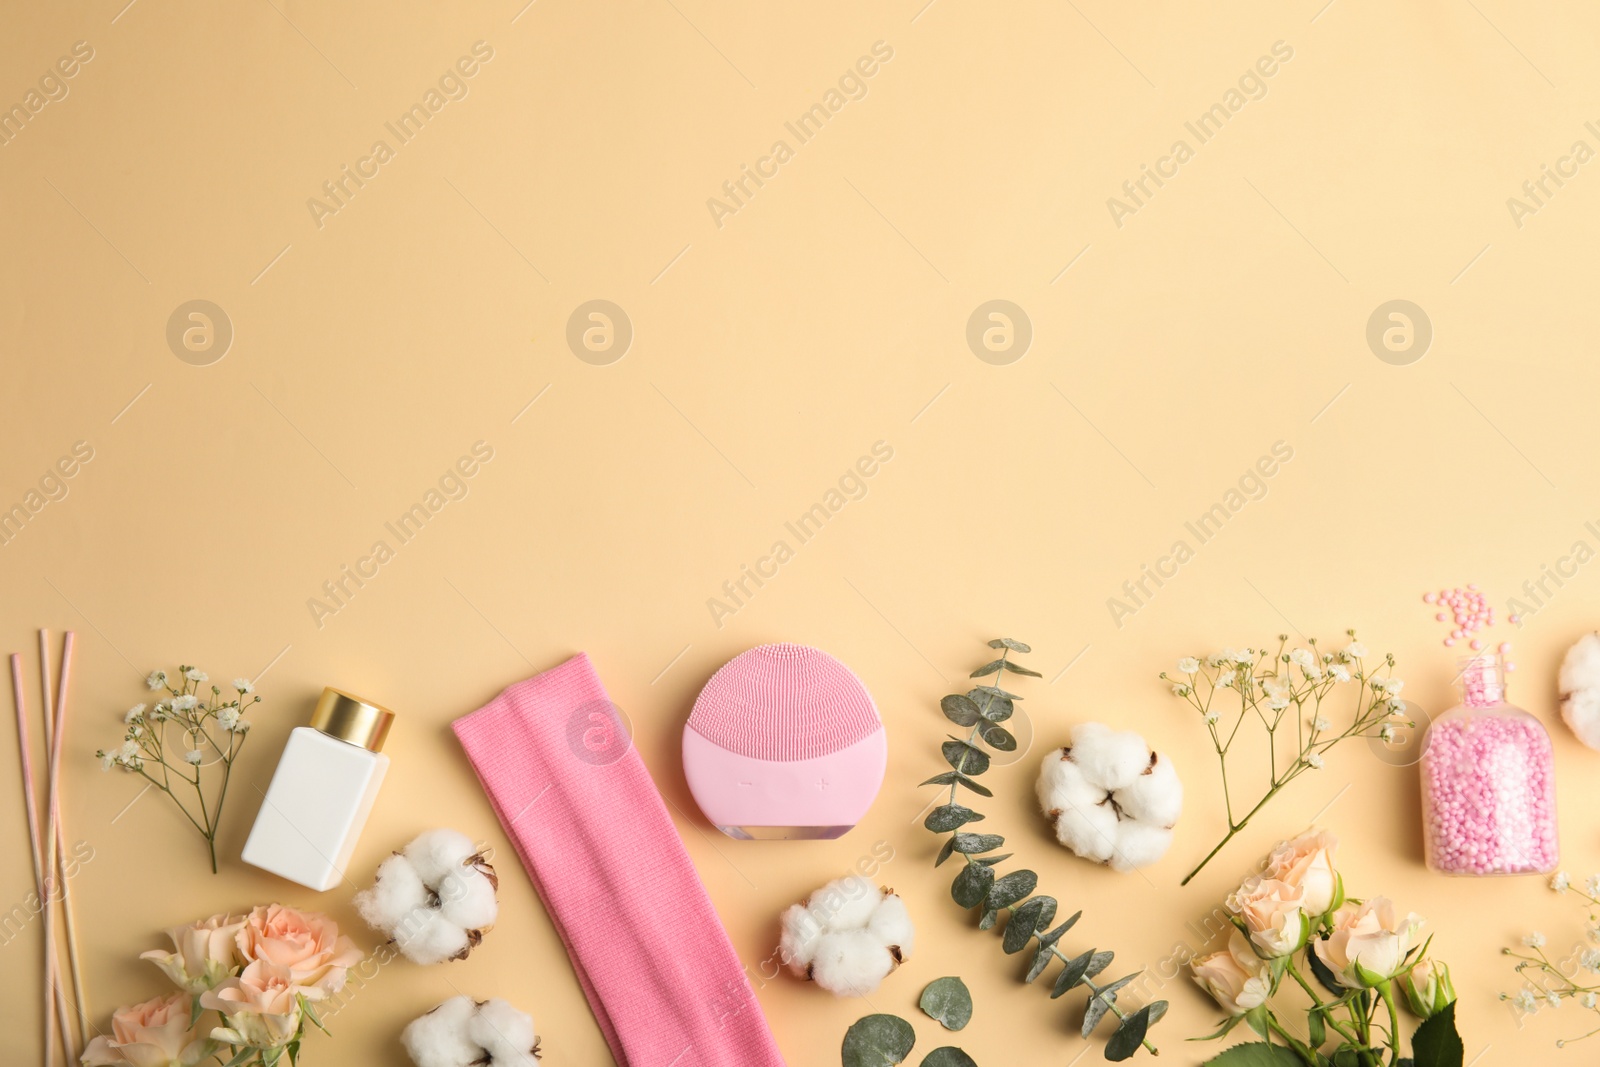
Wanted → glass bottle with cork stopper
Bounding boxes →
[242,687,395,891]
[1419,654,1558,875]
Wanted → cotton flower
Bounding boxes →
[1559,633,1600,750]
[233,678,253,694]
[778,874,913,997]
[184,749,204,765]
[1525,932,1547,949]
[1178,657,1200,674]
[402,996,541,1067]
[1035,723,1182,872]
[146,670,168,690]
[185,668,208,682]
[354,829,499,965]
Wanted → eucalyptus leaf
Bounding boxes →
[1003,661,1043,677]
[1409,1001,1462,1067]
[977,722,1016,751]
[1084,949,1115,980]
[970,660,1005,678]
[970,690,1014,722]
[1200,1042,1305,1066]
[951,863,994,909]
[986,869,1038,909]
[1105,1004,1153,1062]
[1080,990,1116,1037]
[1024,943,1054,984]
[841,1014,917,1067]
[925,804,983,832]
[977,906,999,931]
[1039,911,1082,948]
[952,832,1005,854]
[935,838,956,867]
[919,1049,978,1067]
[918,977,973,1032]
[1052,949,1095,998]
[974,853,1012,867]
[942,740,991,776]
[919,772,993,797]
[1004,896,1057,954]
[941,694,982,727]
[988,638,1032,652]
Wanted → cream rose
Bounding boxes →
[1315,897,1424,989]
[200,960,304,1050]
[139,913,245,993]
[235,904,361,1001]
[1265,830,1340,916]
[1226,875,1309,958]
[80,992,210,1067]
[1191,930,1274,1016]
[1399,956,1456,1019]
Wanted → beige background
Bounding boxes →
[3,1,1600,1064]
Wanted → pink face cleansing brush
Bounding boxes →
[683,643,886,840]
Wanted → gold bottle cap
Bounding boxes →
[309,688,395,752]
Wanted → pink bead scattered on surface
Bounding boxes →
[1422,711,1558,875]
[1423,583,1511,655]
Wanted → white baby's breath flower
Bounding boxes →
[1552,872,1571,893]
[1216,673,1234,688]
[127,724,143,738]
[184,668,208,682]
[183,749,203,765]
[1305,753,1324,770]
[1204,712,1220,725]
[1382,678,1405,696]
[217,707,241,731]
[1585,992,1599,1010]
[99,752,114,771]
[1581,949,1600,974]
[1289,648,1314,668]
[124,704,146,723]
[235,719,252,733]
[1525,932,1548,949]
[1516,990,1540,1013]
[1549,991,1564,1009]
[1379,723,1395,742]
[1177,657,1200,675]
[1329,665,1350,683]
[171,694,199,711]
[118,740,139,762]
[1388,699,1407,716]
[1312,717,1331,731]
[233,678,253,694]
[1233,649,1255,665]
[146,670,167,690]
[1587,874,1600,898]
[1268,694,1290,711]
[1344,641,1368,659]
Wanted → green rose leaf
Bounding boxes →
[1410,1001,1463,1067]
[951,863,994,909]
[1201,1042,1306,1066]
[985,869,1037,909]
[918,977,974,1032]
[841,1014,916,1067]
[925,804,983,832]
[919,1049,978,1067]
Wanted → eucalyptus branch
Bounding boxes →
[96,665,262,874]
[921,638,1163,1061]
[1160,631,1402,885]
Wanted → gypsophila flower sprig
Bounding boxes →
[1500,872,1600,1047]
[1163,633,1405,885]
[95,666,261,873]
[919,639,1163,1061]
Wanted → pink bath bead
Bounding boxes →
[1468,582,1479,591]
[1506,661,1517,671]
[1509,614,1521,624]
[1425,592,1438,603]
[1435,613,1447,622]
[1444,638,1455,647]
[1499,642,1512,654]
[1470,639,1484,650]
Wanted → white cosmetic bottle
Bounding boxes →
[242,688,395,891]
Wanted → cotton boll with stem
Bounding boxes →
[1112,752,1183,827]
[1109,821,1174,873]
[437,865,499,930]
[404,828,479,884]
[1559,632,1600,750]
[393,906,473,965]
[467,998,540,1065]
[809,929,896,997]
[866,894,914,958]
[779,877,915,995]
[1067,722,1151,790]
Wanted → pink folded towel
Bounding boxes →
[452,653,787,1067]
